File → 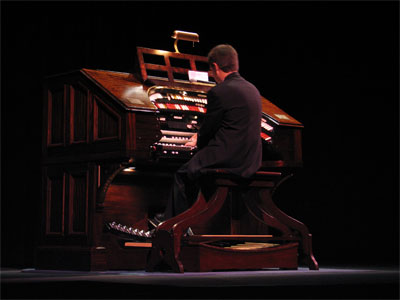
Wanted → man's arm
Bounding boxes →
[196,89,224,149]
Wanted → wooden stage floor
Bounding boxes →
[2,265,399,299]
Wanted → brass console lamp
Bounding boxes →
[171,30,199,53]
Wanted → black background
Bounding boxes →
[2,1,399,268]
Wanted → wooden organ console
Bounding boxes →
[36,44,317,271]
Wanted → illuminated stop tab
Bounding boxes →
[261,132,272,141]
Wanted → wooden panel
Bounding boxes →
[47,86,66,146]
[82,68,156,110]
[274,127,302,165]
[68,169,89,234]
[125,113,136,152]
[293,128,303,163]
[93,95,121,141]
[133,112,161,157]
[70,83,90,144]
[103,184,148,230]
[261,96,303,127]
[46,168,65,235]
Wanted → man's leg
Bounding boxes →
[163,162,200,220]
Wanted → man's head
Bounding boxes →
[208,44,239,83]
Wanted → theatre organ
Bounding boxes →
[36,43,316,271]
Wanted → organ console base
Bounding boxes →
[35,246,108,271]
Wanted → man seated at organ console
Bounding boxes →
[151,44,263,227]
[42,34,317,271]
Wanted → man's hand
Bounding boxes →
[185,133,197,148]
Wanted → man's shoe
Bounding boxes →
[154,213,165,223]
[148,213,165,229]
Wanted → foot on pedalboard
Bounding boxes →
[105,221,154,242]
[148,214,194,236]
[148,213,165,229]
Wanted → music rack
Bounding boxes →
[137,47,215,87]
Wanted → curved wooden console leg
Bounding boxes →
[259,188,319,270]
[96,163,129,208]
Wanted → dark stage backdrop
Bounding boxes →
[2,1,399,268]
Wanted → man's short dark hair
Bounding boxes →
[208,44,239,72]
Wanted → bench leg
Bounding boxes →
[243,191,292,236]
[146,190,208,272]
[171,187,229,270]
[146,229,184,272]
[258,188,319,270]
[146,187,228,272]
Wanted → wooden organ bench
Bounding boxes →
[145,169,319,272]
